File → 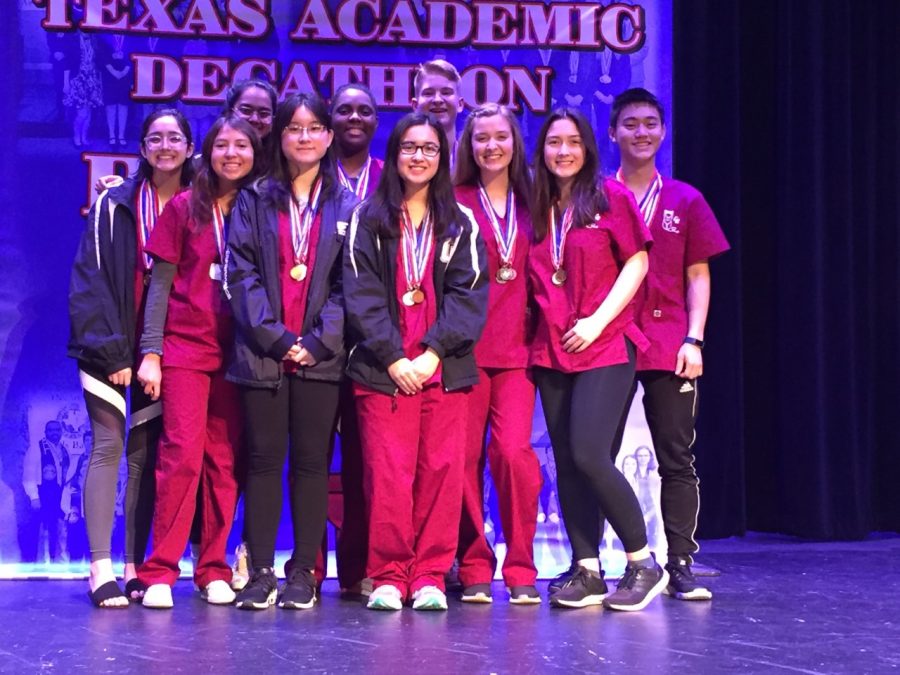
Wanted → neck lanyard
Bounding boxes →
[287,176,322,282]
[336,156,372,199]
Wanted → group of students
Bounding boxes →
[68,58,729,614]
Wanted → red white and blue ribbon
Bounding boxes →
[477,183,517,269]
[616,168,663,226]
[289,177,322,265]
[138,180,161,270]
[549,203,574,272]
[336,156,372,200]
[211,202,225,263]
[400,205,434,291]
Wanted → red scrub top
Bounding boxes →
[278,210,321,375]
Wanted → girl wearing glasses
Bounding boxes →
[226,79,277,173]
[69,109,194,608]
[344,112,488,611]
[227,93,358,611]
[133,115,261,609]
[452,104,542,605]
[529,108,666,611]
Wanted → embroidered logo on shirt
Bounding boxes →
[679,381,695,393]
[662,209,681,234]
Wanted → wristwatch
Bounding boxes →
[683,337,705,349]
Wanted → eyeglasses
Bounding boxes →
[235,104,273,121]
[144,134,187,149]
[283,123,327,137]
[399,141,440,158]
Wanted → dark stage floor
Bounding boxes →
[2,535,899,674]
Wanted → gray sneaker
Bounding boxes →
[603,559,669,612]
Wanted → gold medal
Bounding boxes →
[551,269,567,286]
[290,263,307,282]
[496,266,517,283]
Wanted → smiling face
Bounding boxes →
[231,86,274,138]
[141,115,192,176]
[622,455,637,476]
[543,117,585,186]
[413,72,463,133]
[210,124,255,189]
[397,123,441,194]
[281,104,333,174]
[610,102,666,166]
[332,87,377,157]
[471,113,514,180]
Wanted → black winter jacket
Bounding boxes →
[225,180,358,388]
[343,202,489,395]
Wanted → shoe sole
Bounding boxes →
[279,596,316,610]
[413,600,447,611]
[509,596,542,605]
[603,570,670,612]
[367,598,402,610]
[664,586,713,601]
[236,589,277,610]
[550,593,606,608]
[461,593,493,604]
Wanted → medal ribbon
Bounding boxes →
[336,156,372,200]
[616,168,663,226]
[138,180,161,270]
[549,203,574,271]
[477,183,517,268]
[400,206,434,291]
[289,177,322,265]
[211,202,225,263]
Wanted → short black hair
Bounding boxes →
[609,88,666,128]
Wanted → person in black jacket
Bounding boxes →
[68,108,194,607]
[226,93,358,611]
[344,112,488,611]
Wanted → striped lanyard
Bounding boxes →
[400,205,434,291]
[477,183,516,269]
[289,177,322,265]
[616,168,663,226]
[211,202,225,263]
[336,156,372,200]
[138,180,161,270]
[549,203,574,272]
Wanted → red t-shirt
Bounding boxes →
[143,191,233,372]
[528,178,652,373]
[394,231,441,387]
[629,179,731,371]
[455,185,531,370]
[278,210,321,375]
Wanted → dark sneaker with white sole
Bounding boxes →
[279,567,317,610]
[461,583,493,603]
[235,567,278,610]
[665,557,713,601]
[508,585,542,605]
[550,567,609,608]
[547,562,579,595]
[603,558,669,612]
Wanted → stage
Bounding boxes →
[1,534,897,674]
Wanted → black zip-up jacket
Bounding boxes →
[343,202,489,395]
[68,178,142,375]
[224,179,358,388]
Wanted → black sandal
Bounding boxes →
[125,578,148,601]
[88,580,128,608]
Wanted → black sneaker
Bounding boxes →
[235,567,278,610]
[665,557,713,601]
[279,566,317,610]
[549,567,608,608]
[461,583,493,604]
[603,558,669,612]
[547,562,579,595]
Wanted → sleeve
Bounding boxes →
[67,192,133,375]
[144,196,186,265]
[422,211,489,358]
[138,260,175,356]
[343,209,406,368]
[608,185,653,264]
[684,191,731,265]
[224,191,297,360]
[301,193,358,363]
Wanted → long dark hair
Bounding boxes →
[190,115,261,224]
[531,107,609,241]
[360,112,466,239]
[454,103,532,210]
[136,108,194,187]
[261,93,337,212]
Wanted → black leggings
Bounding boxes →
[80,367,158,564]
[241,377,340,570]
[534,341,647,560]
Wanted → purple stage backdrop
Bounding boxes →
[1,0,671,577]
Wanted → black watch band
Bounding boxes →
[683,337,705,349]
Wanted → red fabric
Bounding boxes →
[454,185,531,369]
[336,383,368,588]
[394,232,441,386]
[528,178,652,373]
[137,366,241,588]
[278,210,321,373]
[631,179,731,371]
[354,382,467,597]
[143,191,234,372]
[458,367,540,587]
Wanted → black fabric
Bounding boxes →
[674,0,900,538]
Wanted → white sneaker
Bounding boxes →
[231,543,250,591]
[202,579,236,605]
[412,585,447,611]
[142,583,174,609]
[366,584,404,611]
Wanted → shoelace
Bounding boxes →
[560,566,594,590]
[617,566,642,591]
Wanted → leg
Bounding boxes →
[336,382,368,590]
[125,386,160,569]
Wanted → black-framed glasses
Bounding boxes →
[399,141,440,158]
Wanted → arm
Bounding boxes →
[135,260,175,400]
[675,261,711,379]
[562,251,649,353]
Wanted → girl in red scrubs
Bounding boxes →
[345,112,488,611]
[135,115,261,608]
[529,107,667,612]
[453,104,542,604]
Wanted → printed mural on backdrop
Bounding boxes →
[2,0,671,577]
